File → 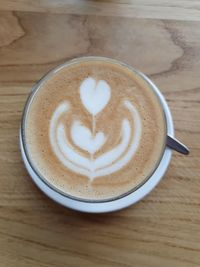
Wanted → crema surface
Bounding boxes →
[25,59,166,200]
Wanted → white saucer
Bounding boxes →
[20,57,174,213]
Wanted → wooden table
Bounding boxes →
[0,1,200,266]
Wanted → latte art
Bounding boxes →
[49,78,142,180]
[80,77,111,116]
[25,58,166,200]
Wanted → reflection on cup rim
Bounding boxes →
[20,56,174,213]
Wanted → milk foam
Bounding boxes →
[49,77,142,181]
[26,60,167,200]
[71,120,106,154]
[80,77,111,116]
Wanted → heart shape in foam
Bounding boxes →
[80,77,111,116]
[71,120,106,154]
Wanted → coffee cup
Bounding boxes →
[20,56,189,213]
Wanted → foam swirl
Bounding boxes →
[49,99,142,181]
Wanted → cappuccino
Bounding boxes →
[24,58,166,200]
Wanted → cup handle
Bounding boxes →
[166,135,189,155]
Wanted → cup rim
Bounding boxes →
[20,56,174,212]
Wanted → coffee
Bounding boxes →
[24,58,166,201]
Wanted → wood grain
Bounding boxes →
[0,3,200,267]
[1,0,200,21]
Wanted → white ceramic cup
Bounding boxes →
[20,57,174,213]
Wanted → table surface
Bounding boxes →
[0,1,200,266]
